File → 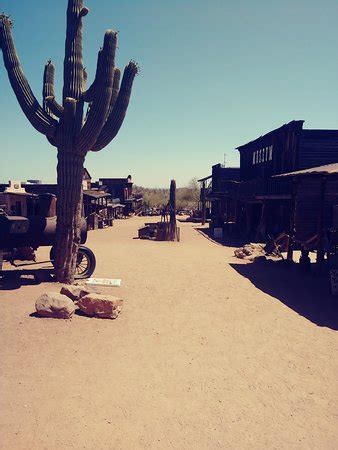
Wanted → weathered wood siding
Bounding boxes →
[238,121,304,181]
[298,130,338,169]
[294,176,338,242]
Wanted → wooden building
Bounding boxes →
[275,163,338,265]
[0,181,36,216]
[200,120,338,240]
[197,175,212,224]
[236,121,338,239]
[199,165,240,229]
[97,175,143,215]
[83,190,113,230]
[82,168,92,190]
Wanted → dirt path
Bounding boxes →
[0,217,337,449]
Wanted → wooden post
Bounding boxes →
[316,176,327,271]
[245,203,251,237]
[201,180,206,225]
[287,177,298,261]
[299,248,311,270]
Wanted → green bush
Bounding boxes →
[134,178,200,210]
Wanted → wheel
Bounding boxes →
[50,245,96,279]
[74,246,96,279]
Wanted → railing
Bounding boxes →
[209,177,292,198]
[239,178,292,197]
[212,180,239,195]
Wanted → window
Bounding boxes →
[253,152,256,164]
[269,145,273,161]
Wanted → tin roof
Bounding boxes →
[197,175,212,182]
[83,190,111,199]
[274,163,338,178]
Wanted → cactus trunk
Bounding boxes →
[54,150,85,284]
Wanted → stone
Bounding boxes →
[234,249,246,259]
[60,285,98,302]
[234,243,266,260]
[35,292,76,319]
[76,293,123,319]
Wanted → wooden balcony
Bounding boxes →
[207,177,292,200]
[239,178,292,199]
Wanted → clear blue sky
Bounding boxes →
[1,0,338,187]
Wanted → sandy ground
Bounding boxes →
[0,217,337,450]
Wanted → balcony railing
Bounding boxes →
[208,177,292,198]
[240,178,292,197]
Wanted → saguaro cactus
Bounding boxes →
[169,180,177,241]
[0,2,138,283]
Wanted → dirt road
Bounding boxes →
[0,217,337,449]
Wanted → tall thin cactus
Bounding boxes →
[169,180,177,241]
[0,2,138,283]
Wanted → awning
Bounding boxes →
[83,190,111,199]
[274,163,338,178]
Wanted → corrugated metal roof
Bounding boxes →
[274,163,338,177]
[83,190,111,199]
[197,175,212,182]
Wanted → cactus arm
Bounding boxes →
[82,48,103,102]
[77,30,117,153]
[62,0,88,130]
[107,68,121,116]
[0,15,57,137]
[43,60,55,115]
[43,60,64,118]
[83,67,88,90]
[90,61,138,152]
[54,97,77,149]
[45,96,65,118]
[63,97,77,123]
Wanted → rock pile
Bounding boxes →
[35,285,123,320]
[234,243,266,261]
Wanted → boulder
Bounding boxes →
[60,285,98,302]
[234,243,266,260]
[35,292,76,319]
[77,293,123,319]
[234,249,246,259]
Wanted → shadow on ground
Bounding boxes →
[230,260,338,330]
[195,227,246,247]
[0,269,54,291]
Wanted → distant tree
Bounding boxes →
[135,178,200,212]
[187,177,200,204]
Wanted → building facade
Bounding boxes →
[201,120,338,241]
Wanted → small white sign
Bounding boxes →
[330,270,338,296]
[86,278,121,287]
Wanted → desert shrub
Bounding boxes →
[134,178,200,210]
